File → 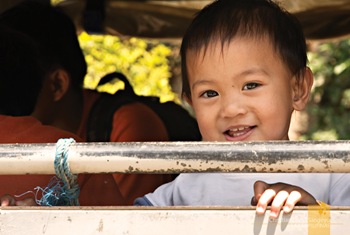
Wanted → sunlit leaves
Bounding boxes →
[78,32,178,102]
[305,39,350,140]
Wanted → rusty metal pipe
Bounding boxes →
[0,140,349,174]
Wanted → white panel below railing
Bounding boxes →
[0,206,348,235]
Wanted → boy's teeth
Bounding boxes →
[233,132,245,137]
[231,127,247,131]
[227,126,251,137]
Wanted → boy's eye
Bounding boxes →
[201,90,218,98]
[243,82,260,90]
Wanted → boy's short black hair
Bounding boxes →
[180,0,307,98]
[0,1,87,92]
[0,26,44,116]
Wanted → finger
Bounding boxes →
[270,190,289,218]
[297,190,317,206]
[256,189,276,215]
[253,180,268,206]
[283,191,302,213]
[251,196,258,206]
[1,198,10,207]
[16,198,37,206]
[1,195,16,206]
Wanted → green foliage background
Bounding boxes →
[78,32,179,103]
[306,39,350,140]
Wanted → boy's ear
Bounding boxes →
[48,69,70,102]
[292,67,314,111]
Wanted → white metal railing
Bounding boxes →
[0,140,350,174]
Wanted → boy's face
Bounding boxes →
[186,37,299,142]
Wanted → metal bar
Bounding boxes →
[0,206,349,235]
[0,140,349,174]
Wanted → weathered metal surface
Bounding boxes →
[0,206,349,235]
[0,140,350,174]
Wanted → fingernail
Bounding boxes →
[256,206,264,214]
[283,205,291,213]
[1,201,9,207]
[270,211,277,219]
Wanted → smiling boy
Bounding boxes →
[188,36,302,142]
[134,0,350,218]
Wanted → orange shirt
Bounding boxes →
[0,115,126,206]
[78,89,175,204]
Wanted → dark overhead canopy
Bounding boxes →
[1,0,350,41]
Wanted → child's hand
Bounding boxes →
[251,180,317,219]
[1,194,37,206]
[1,194,16,206]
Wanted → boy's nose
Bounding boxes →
[219,96,248,119]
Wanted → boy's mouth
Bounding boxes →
[224,126,255,138]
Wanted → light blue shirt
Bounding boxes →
[135,173,350,206]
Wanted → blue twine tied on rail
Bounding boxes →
[35,138,80,206]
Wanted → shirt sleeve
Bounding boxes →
[134,196,154,206]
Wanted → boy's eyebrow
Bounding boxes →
[191,79,213,90]
[191,68,269,89]
[237,68,269,77]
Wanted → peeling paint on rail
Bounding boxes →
[0,140,349,174]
